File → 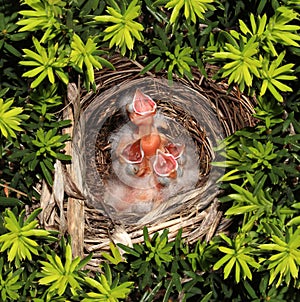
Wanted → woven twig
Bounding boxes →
[40,56,256,259]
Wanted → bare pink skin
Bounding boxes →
[120,139,144,164]
[132,89,156,116]
[164,142,185,159]
[105,179,162,212]
[153,150,178,178]
[115,89,183,211]
[141,133,161,157]
[128,89,156,129]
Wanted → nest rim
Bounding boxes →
[41,55,257,265]
[82,76,228,225]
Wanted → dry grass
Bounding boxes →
[39,56,256,266]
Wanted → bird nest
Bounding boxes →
[39,56,256,268]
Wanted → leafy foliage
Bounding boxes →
[259,51,296,102]
[70,34,114,90]
[29,84,63,118]
[259,227,300,287]
[0,96,27,139]
[94,0,144,56]
[213,36,261,91]
[161,0,215,24]
[210,6,299,98]
[38,242,88,299]
[0,210,133,301]
[20,37,69,88]
[214,135,282,188]
[12,126,71,186]
[0,0,299,300]
[17,0,67,43]
[0,209,50,267]
[101,242,124,266]
[0,5,29,95]
[82,265,134,302]
[224,184,273,221]
[141,26,197,79]
[118,228,174,289]
[242,274,291,302]
[214,117,299,194]
[0,258,23,301]
[0,12,24,58]
[213,233,260,283]
[238,7,300,56]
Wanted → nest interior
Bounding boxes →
[40,56,256,266]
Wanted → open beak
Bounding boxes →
[165,142,185,159]
[120,139,144,164]
[127,89,157,126]
[153,150,178,178]
[132,89,156,116]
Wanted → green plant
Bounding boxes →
[103,229,211,301]
[213,233,260,283]
[29,84,63,119]
[0,95,27,139]
[259,227,300,287]
[0,4,29,95]
[225,183,273,216]
[243,275,290,302]
[19,37,69,88]
[94,0,144,56]
[259,52,296,102]
[119,228,174,289]
[70,34,114,90]
[101,242,124,266]
[0,209,50,267]
[166,44,196,79]
[142,27,197,80]
[82,264,133,302]
[38,241,91,300]
[0,0,299,300]
[17,0,66,43]
[214,135,281,187]
[243,140,277,170]
[158,0,215,24]
[210,5,299,100]
[187,237,220,272]
[24,127,71,185]
[286,202,300,227]
[237,7,300,56]
[123,227,174,268]
[213,36,261,92]
[0,258,23,301]
[0,12,24,58]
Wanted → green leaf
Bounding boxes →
[200,291,213,302]
[226,205,260,215]
[0,209,50,266]
[166,0,214,24]
[118,243,140,257]
[287,216,300,226]
[4,43,22,57]
[141,57,161,74]
[213,253,232,270]
[0,197,23,206]
[40,161,53,185]
[94,0,143,55]
[55,153,71,161]
[0,98,25,139]
[102,242,123,265]
[224,257,236,279]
